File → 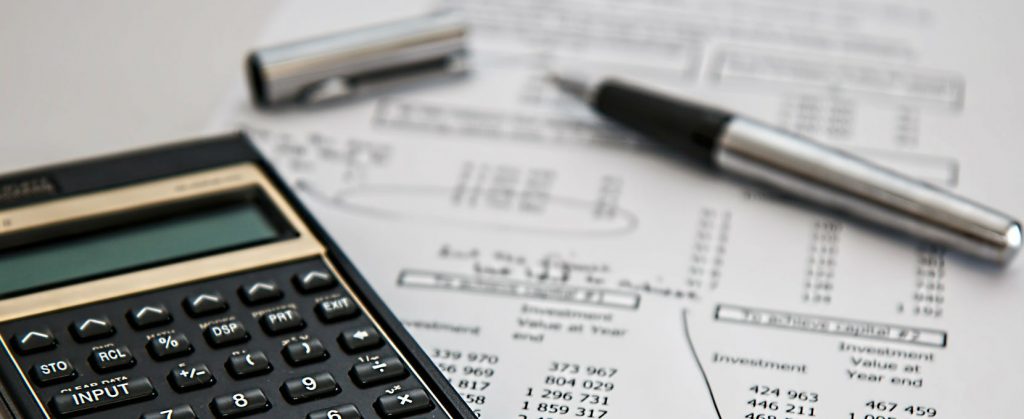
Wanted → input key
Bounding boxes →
[50,377,156,417]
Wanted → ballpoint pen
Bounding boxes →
[549,70,1021,264]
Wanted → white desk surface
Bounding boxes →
[0,0,277,173]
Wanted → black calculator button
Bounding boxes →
[374,389,433,418]
[211,388,270,418]
[227,352,272,378]
[260,309,306,335]
[283,339,329,366]
[30,358,76,386]
[50,377,156,417]
[204,321,250,347]
[128,305,172,329]
[281,372,341,404]
[376,387,432,415]
[315,296,359,323]
[338,327,382,353]
[147,333,194,360]
[184,292,228,317]
[349,357,407,387]
[169,363,215,392]
[90,345,135,372]
[239,281,283,305]
[70,316,115,341]
[13,329,56,354]
[294,270,336,293]
[307,404,361,419]
[141,405,197,419]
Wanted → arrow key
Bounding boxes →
[239,281,283,305]
[12,329,56,354]
[71,316,114,342]
[128,304,172,329]
[338,327,382,353]
[294,270,336,293]
[183,292,228,317]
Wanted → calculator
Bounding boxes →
[0,134,475,419]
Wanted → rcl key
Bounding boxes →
[89,345,134,372]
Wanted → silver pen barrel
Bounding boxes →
[247,11,468,107]
[716,118,1022,263]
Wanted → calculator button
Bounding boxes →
[227,352,272,378]
[307,404,361,419]
[30,358,76,386]
[12,329,56,354]
[239,281,283,305]
[211,388,270,418]
[70,316,115,341]
[184,292,228,317]
[283,339,329,366]
[50,377,156,417]
[90,345,135,372]
[204,321,250,347]
[294,270,336,293]
[315,296,359,323]
[349,357,407,387]
[281,372,341,403]
[374,389,433,418]
[169,363,215,392]
[147,333,194,360]
[260,309,306,335]
[338,327,382,353]
[128,305,172,329]
[141,405,197,419]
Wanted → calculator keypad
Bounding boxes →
[0,258,447,418]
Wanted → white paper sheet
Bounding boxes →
[210,0,1024,417]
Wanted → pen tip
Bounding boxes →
[544,69,596,103]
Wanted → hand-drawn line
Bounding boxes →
[681,309,723,419]
[295,181,639,237]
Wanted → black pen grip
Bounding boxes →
[593,79,731,163]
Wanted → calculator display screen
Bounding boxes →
[0,199,285,297]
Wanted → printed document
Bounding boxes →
[211,0,1024,417]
